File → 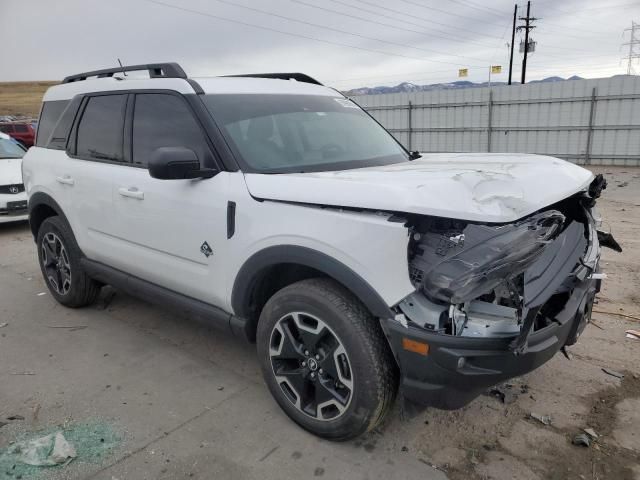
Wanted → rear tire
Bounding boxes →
[36,216,100,307]
[257,278,398,440]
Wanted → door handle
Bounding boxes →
[118,187,144,200]
[56,175,75,186]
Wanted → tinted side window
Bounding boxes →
[132,94,209,166]
[0,125,13,133]
[35,100,70,147]
[76,95,126,162]
[14,124,28,133]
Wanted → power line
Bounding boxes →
[394,0,506,25]
[291,0,501,46]
[348,0,506,36]
[622,21,640,74]
[142,0,486,67]
[445,0,506,17]
[202,0,493,63]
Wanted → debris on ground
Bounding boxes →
[583,428,598,439]
[7,415,25,421]
[96,287,117,311]
[529,412,552,426]
[10,371,35,376]
[0,420,121,479]
[7,431,77,466]
[46,325,88,331]
[572,433,591,447]
[0,322,7,328]
[602,368,625,379]
[487,383,523,404]
[626,329,640,340]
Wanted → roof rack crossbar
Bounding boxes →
[62,62,187,84]
[223,73,322,85]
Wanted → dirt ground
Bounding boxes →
[0,166,639,479]
[0,82,57,117]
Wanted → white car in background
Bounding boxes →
[0,132,28,223]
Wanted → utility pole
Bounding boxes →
[508,4,517,85]
[517,1,537,84]
[622,21,640,75]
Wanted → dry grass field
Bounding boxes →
[0,81,57,117]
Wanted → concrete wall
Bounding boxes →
[351,76,640,166]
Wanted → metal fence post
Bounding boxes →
[585,87,597,165]
[487,90,493,153]
[407,101,413,151]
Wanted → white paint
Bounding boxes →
[0,153,28,224]
[244,153,594,223]
[43,76,337,101]
[43,77,197,101]
[23,147,414,310]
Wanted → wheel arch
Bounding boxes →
[28,192,70,241]
[231,245,395,342]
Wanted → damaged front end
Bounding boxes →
[383,174,620,409]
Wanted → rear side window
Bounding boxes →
[14,124,29,133]
[76,95,127,162]
[132,94,210,166]
[0,125,13,133]
[36,100,70,147]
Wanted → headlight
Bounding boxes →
[409,210,566,304]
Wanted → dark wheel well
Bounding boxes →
[29,203,58,238]
[243,263,328,341]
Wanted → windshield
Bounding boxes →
[203,94,408,173]
[0,137,26,159]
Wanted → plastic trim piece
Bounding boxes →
[80,259,251,341]
[223,72,322,85]
[62,62,187,83]
[231,245,395,323]
[27,192,71,240]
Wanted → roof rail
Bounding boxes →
[62,62,187,84]
[223,73,323,85]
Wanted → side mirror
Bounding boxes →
[148,147,216,180]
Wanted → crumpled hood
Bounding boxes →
[0,158,23,186]
[244,153,594,223]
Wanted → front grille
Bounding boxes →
[0,200,27,216]
[0,184,25,194]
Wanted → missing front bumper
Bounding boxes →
[382,273,599,409]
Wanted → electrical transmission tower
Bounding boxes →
[516,1,537,84]
[622,21,640,75]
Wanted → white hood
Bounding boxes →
[0,158,23,186]
[244,153,594,223]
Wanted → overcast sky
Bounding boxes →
[1,0,639,89]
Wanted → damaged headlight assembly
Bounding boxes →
[400,208,583,343]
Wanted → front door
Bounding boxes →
[108,92,230,306]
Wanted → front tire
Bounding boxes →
[36,216,100,307]
[257,278,398,440]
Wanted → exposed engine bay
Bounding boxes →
[397,175,618,352]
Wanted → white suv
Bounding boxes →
[23,63,618,440]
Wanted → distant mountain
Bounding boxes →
[342,76,584,96]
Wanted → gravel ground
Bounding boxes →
[0,166,638,480]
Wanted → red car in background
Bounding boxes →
[0,123,36,148]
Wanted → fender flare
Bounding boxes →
[28,192,70,239]
[231,245,395,321]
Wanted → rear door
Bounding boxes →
[108,92,230,306]
[64,93,129,264]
